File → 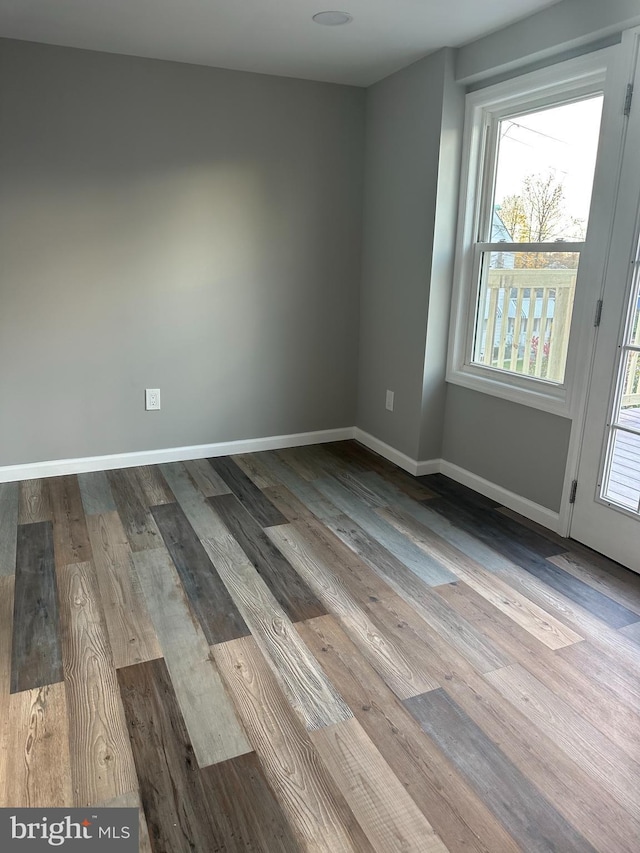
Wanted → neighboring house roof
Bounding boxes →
[491,208,513,243]
[489,209,515,269]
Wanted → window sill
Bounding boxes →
[446,363,573,418]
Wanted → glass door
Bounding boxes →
[571,29,640,571]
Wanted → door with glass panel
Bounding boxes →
[571,29,640,571]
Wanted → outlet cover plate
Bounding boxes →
[145,388,161,411]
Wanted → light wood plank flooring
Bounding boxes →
[1,440,640,852]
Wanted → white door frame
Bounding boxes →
[557,28,640,539]
[564,27,640,569]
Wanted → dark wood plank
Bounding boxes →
[485,505,566,558]
[0,575,14,807]
[118,657,298,853]
[497,507,574,550]
[291,444,370,482]
[428,496,638,628]
[314,441,371,472]
[48,475,92,567]
[275,446,333,480]
[404,688,597,853]
[107,468,162,552]
[420,473,501,511]
[150,502,250,645]
[323,441,436,500]
[207,456,287,527]
[298,615,521,853]
[426,489,560,557]
[11,522,62,693]
[208,493,326,623]
[0,482,19,576]
[118,656,213,853]
[201,751,300,853]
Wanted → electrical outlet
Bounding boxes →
[145,388,161,411]
[385,389,394,412]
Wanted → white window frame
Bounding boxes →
[447,53,610,416]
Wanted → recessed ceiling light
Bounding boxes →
[312,11,353,26]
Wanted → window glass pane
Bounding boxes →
[625,269,640,348]
[617,351,640,426]
[489,97,603,243]
[600,252,640,515]
[472,252,579,383]
[602,429,640,514]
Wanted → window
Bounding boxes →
[448,55,608,414]
[600,231,640,514]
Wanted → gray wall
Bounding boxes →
[357,49,461,461]
[442,386,572,512]
[418,50,464,460]
[0,38,365,466]
[456,0,640,83]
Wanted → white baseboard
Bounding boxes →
[439,460,562,533]
[414,458,442,476]
[352,428,437,476]
[0,427,356,483]
[351,430,560,533]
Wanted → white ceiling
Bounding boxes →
[0,0,563,87]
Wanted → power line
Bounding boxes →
[501,119,567,145]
